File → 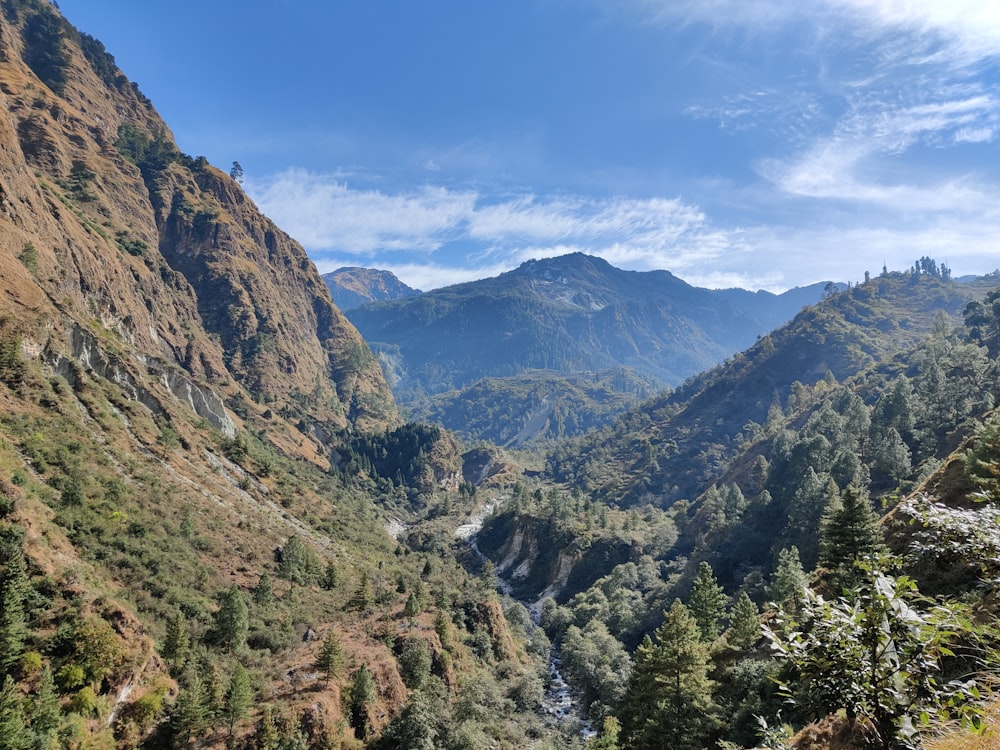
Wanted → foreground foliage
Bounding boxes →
[766,559,987,750]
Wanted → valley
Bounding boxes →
[1,3,1000,750]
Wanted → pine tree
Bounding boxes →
[321,561,339,591]
[818,486,886,593]
[253,572,274,607]
[29,665,60,750]
[618,600,721,750]
[224,663,253,737]
[766,546,808,612]
[254,705,280,750]
[349,572,374,613]
[0,675,28,750]
[170,669,209,749]
[213,586,249,651]
[379,692,438,750]
[278,536,305,585]
[727,592,761,650]
[0,544,29,677]
[479,559,497,591]
[348,664,375,739]
[315,630,344,683]
[590,716,622,750]
[161,611,190,672]
[201,658,227,719]
[688,561,727,641]
[403,592,421,625]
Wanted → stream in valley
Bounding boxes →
[455,501,594,738]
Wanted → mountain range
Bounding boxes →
[2,2,999,749]
[343,253,834,443]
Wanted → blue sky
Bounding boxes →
[57,0,1000,292]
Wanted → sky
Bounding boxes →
[56,0,1000,293]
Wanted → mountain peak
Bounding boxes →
[322,267,421,310]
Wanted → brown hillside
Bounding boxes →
[0,0,397,441]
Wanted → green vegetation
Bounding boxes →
[409,368,658,448]
[767,559,987,750]
[7,8,1000,744]
[21,6,69,93]
[17,243,38,275]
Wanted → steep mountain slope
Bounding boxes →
[0,5,554,749]
[322,267,421,311]
[408,367,661,448]
[475,271,1000,750]
[548,269,998,508]
[346,252,831,402]
[0,0,396,437]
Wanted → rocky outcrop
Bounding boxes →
[476,511,637,603]
[43,323,237,437]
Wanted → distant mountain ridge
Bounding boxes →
[322,266,421,310]
[345,252,835,404]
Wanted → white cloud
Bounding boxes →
[836,0,1000,66]
[619,0,1000,66]
[247,170,476,253]
[955,127,996,144]
[249,169,739,285]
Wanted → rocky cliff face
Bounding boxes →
[0,0,397,440]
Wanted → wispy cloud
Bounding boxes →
[246,170,476,253]
[249,170,739,288]
[620,0,1000,65]
[250,0,1000,295]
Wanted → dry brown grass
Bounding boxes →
[925,699,1000,750]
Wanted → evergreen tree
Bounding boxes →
[398,638,432,691]
[348,664,376,739]
[213,586,249,651]
[869,427,912,485]
[223,663,253,737]
[378,692,438,750]
[29,665,60,750]
[321,561,339,591]
[403,592,421,625]
[590,716,622,750]
[688,561,727,641]
[618,600,721,750]
[0,675,28,750]
[0,544,29,677]
[479,559,497,591]
[818,487,886,593]
[766,546,808,612]
[349,572,375,613]
[254,705,280,750]
[201,656,228,720]
[727,592,761,650]
[786,468,839,568]
[315,630,344,683]
[161,611,190,672]
[170,669,209,748]
[253,572,274,607]
[278,536,317,586]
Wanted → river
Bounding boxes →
[455,499,594,738]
